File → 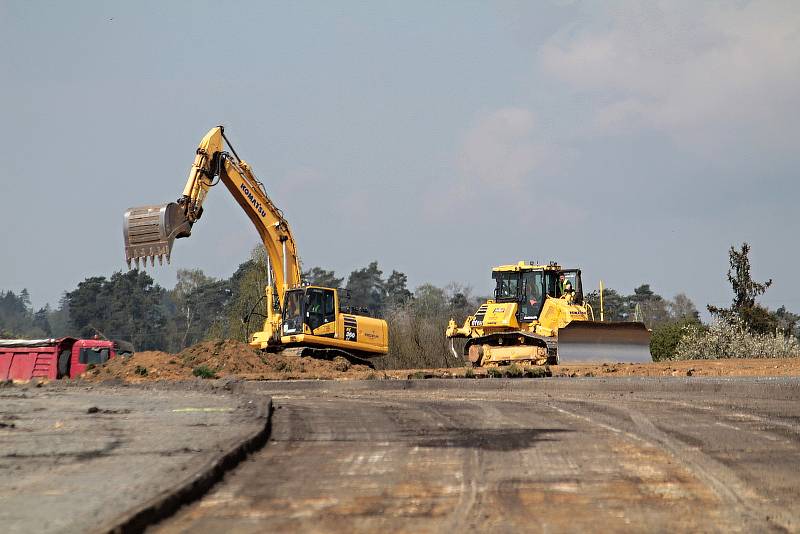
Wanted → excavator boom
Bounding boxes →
[122,126,387,358]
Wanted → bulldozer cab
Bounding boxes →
[492,266,584,324]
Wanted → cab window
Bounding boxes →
[79,347,110,365]
[493,271,520,300]
[544,271,559,298]
[306,288,336,331]
[282,290,304,334]
[520,271,544,320]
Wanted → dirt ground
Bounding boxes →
[549,358,800,378]
[82,339,800,382]
[83,340,379,382]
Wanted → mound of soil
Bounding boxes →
[83,339,378,382]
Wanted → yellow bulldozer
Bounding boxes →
[446,261,651,366]
[123,126,388,366]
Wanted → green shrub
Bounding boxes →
[192,365,218,379]
[134,365,148,376]
[650,319,700,361]
[487,367,503,378]
[464,367,475,378]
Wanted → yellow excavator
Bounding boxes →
[123,126,388,365]
[446,261,651,366]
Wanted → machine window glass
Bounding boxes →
[520,271,544,320]
[79,348,110,365]
[544,272,559,298]
[307,288,335,331]
[322,290,336,324]
[560,270,583,303]
[494,272,520,300]
[561,272,577,297]
[282,290,304,334]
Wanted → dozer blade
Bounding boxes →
[557,321,652,364]
[123,203,192,269]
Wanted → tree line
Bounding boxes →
[2,242,797,365]
[0,246,479,365]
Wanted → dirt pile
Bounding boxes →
[84,339,378,382]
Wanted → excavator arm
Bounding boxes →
[123,125,301,307]
[124,126,389,357]
[124,126,302,344]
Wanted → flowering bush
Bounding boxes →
[673,316,800,360]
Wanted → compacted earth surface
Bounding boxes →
[155,378,800,533]
[0,380,269,534]
[3,377,799,532]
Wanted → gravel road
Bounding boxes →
[154,378,800,533]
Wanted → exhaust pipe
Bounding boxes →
[123,202,192,268]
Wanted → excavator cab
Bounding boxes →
[278,286,388,357]
[281,287,337,336]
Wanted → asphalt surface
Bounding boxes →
[0,382,268,534]
[155,378,800,533]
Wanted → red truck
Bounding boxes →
[0,337,131,381]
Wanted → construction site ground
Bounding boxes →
[4,378,798,532]
[82,339,800,382]
[5,340,800,532]
[0,381,270,534]
[155,378,800,533]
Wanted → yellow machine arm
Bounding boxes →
[178,126,302,301]
[124,126,301,305]
[124,126,389,358]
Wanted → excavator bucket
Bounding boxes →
[557,321,652,364]
[123,203,192,268]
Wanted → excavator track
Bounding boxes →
[265,346,376,369]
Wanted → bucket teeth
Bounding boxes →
[123,203,192,270]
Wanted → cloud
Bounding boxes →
[457,107,547,188]
[539,1,800,152]
[423,107,583,226]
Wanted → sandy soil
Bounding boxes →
[82,339,800,382]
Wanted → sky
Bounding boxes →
[1,0,799,315]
